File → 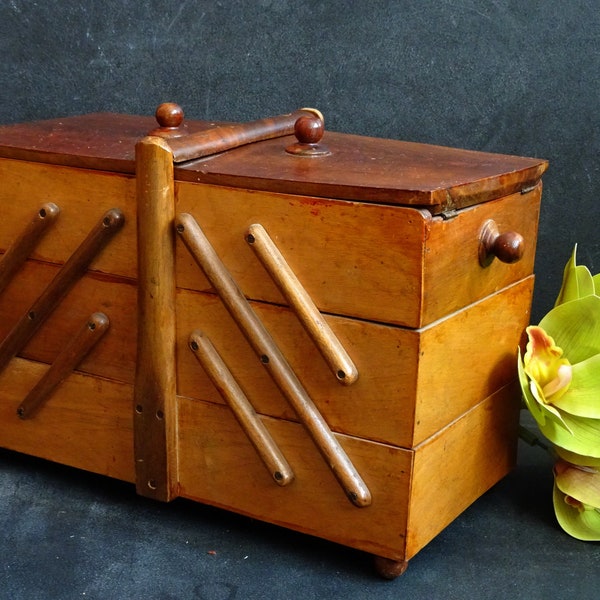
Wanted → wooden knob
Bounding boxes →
[285,112,330,157]
[155,102,184,128]
[479,219,525,267]
[149,103,186,137]
[294,115,324,144]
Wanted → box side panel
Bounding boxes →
[405,383,520,559]
[414,276,533,444]
[422,186,541,326]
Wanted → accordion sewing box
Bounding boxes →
[0,104,547,578]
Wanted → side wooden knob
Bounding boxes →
[479,219,525,267]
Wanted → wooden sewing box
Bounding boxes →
[0,104,547,578]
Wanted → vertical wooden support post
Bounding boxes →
[134,136,178,502]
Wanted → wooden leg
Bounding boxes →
[373,555,409,580]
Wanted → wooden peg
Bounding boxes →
[175,212,371,508]
[0,208,124,375]
[0,203,60,295]
[189,330,294,486]
[17,313,110,419]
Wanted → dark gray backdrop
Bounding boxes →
[1,0,598,321]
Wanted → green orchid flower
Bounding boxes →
[553,460,600,541]
[518,297,600,458]
[518,245,600,540]
[554,244,600,306]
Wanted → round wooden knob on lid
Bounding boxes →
[149,102,186,137]
[478,219,525,267]
[286,112,330,156]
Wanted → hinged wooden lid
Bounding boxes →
[0,108,547,213]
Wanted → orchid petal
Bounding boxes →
[551,353,600,418]
[593,272,600,296]
[554,460,600,507]
[539,412,600,458]
[539,295,600,364]
[555,446,600,468]
[523,326,572,403]
[518,347,570,430]
[554,246,595,306]
[553,483,600,541]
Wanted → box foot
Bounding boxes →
[373,555,409,580]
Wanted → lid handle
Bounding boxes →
[149,103,324,163]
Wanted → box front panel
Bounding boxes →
[175,181,428,328]
[0,357,134,481]
[175,278,531,448]
[176,395,412,560]
[0,160,137,479]
[0,158,137,278]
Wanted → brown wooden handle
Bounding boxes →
[17,312,110,419]
[0,208,124,375]
[0,203,60,295]
[153,103,322,163]
[478,219,525,267]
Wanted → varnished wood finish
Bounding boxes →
[478,218,525,266]
[175,181,540,328]
[0,108,546,576]
[167,108,319,163]
[0,112,547,212]
[189,329,294,487]
[175,277,533,448]
[0,208,124,376]
[373,556,409,580]
[175,212,371,507]
[245,223,358,385]
[177,133,547,212]
[0,158,137,278]
[0,260,136,385]
[0,203,60,294]
[134,136,178,501]
[405,382,520,558]
[0,357,134,482]
[17,312,109,419]
[176,385,517,561]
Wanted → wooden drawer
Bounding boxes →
[176,276,533,447]
[175,181,541,328]
[177,382,519,561]
[0,261,136,385]
[0,158,136,279]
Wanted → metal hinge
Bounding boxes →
[520,183,538,195]
[440,208,459,220]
